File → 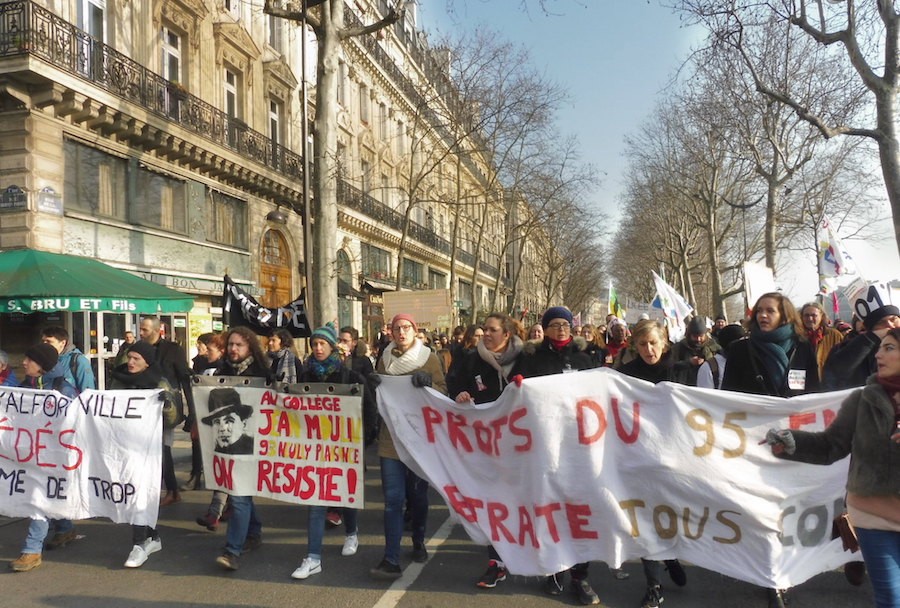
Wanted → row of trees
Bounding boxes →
[265,1,604,325]
[612,2,888,317]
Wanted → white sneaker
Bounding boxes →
[341,534,359,556]
[291,557,322,579]
[142,537,162,557]
[124,538,162,568]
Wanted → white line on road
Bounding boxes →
[371,515,457,608]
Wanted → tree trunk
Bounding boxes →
[311,0,342,327]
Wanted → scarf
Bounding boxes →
[382,339,432,376]
[875,375,900,422]
[228,356,256,377]
[476,335,524,388]
[806,327,824,350]
[548,336,573,351]
[750,323,796,393]
[269,349,297,383]
[307,353,342,381]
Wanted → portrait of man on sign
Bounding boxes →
[201,387,254,455]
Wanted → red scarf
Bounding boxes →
[548,336,572,350]
[806,328,824,350]
[875,375,900,422]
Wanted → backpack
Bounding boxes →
[53,354,84,394]
[708,356,721,390]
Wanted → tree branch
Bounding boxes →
[340,6,403,40]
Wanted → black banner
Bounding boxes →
[222,275,311,337]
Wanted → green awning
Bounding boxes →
[0,249,195,314]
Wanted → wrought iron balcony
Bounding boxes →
[0,0,302,181]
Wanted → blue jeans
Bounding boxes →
[380,456,428,565]
[307,507,358,560]
[224,495,261,556]
[23,519,73,554]
[856,527,900,608]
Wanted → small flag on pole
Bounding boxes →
[651,271,694,341]
[817,216,856,280]
[608,282,626,319]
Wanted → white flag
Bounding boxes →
[651,271,694,341]
[817,216,856,279]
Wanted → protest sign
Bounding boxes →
[0,387,162,526]
[193,378,364,507]
[376,369,854,589]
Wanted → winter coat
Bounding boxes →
[721,336,820,397]
[515,336,596,378]
[778,375,900,498]
[448,346,523,404]
[617,350,692,386]
[823,332,880,391]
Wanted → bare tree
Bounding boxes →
[263,1,402,326]
[671,0,900,255]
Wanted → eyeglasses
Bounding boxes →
[547,322,571,330]
[393,324,415,332]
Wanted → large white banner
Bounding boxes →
[377,369,855,589]
[193,379,364,508]
[0,387,162,526]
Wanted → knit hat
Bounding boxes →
[716,324,746,352]
[687,317,707,337]
[390,314,417,333]
[541,306,573,329]
[862,304,900,332]
[25,343,59,373]
[310,321,338,347]
[128,341,156,365]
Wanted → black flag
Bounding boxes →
[222,275,311,337]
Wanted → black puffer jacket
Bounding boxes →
[515,337,596,378]
[617,350,692,385]
[721,337,820,397]
[448,347,524,403]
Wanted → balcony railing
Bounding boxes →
[338,178,495,278]
[0,0,302,181]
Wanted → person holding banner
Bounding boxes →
[764,326,900,608]
[9,343,59,572]
[214,327,271,571]
[447,312,526,591]
[616,319,690,608]
[516,306,601,606]
[290,322,376,580]
[108,341,175,568]
[721,293,819,608]
[370,313,447,580]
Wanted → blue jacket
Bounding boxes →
[42,345,95,397]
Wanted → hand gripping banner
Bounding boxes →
[376,368,854,589]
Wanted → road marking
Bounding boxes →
[371,515,456,608]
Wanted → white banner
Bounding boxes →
[0,387,162,526]
[377,369,854,588]
[193,381,364,508]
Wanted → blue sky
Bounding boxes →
[417,0,701,220]
[416,0,900,302]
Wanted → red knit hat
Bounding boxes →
[391,314,417,332]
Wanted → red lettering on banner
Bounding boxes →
[517,505,539,547]
[58,429,83,470]
[789,409,837,431]
[509,408,532,451]
[260,391,278,406]
[445,484,484,522]
[612,398,640,444]
[257,461,345,501]
[534,503,563,542]
[212,455,234,490]
[259,409,275,434]
[422,408,532,456]
[566,503,598,539]
[577,399,607,444]
[447,412,474,452]
[488,502,516,543]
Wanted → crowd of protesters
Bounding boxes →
[4,295,898,608]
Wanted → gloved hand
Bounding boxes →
[410,371,433,388]
[764,428,796,456]
[367,374,383,390]
[511,374,524,387]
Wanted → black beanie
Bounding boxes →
[863,305,900,332]
[25,343,59,372]
[128,341,157,365]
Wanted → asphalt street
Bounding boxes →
[0,434,876,608]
